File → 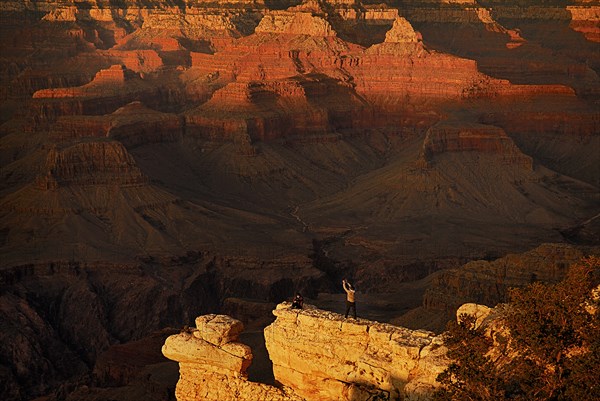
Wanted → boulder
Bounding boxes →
[162,332,251,375]
[193,314,245,346]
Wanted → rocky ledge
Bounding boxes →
[163,305,449,401]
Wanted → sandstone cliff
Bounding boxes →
[264,303,447,401]
[165,291,600,401]
[255,10,336,37]
[162,314,304,401]
[164,306,449,401]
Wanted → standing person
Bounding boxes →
[343,279,357,319]
[291,292,304,309]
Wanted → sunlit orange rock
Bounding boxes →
[32,65,134,99]
[264,304,448,401]
[164,306,450,401]
[162,315,303,401]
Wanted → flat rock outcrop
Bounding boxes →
[264,303,447,400]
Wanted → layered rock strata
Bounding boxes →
[185,77,369,143]
[399,1,600,95]
[28,64,185,130]
[164,305,450,401]
[36,141,148,189]
[32,65,135,99]
[420,121,533,169]
[255,10,335,36]
[422,244,594,312]
[3,1,599,400]
[50,101,182,148]
[167,296,600,401]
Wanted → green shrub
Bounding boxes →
[433,256,599,401]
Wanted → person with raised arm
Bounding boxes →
[342,279,357,319]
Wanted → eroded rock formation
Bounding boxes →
[164,306,449,401]
[255,10,335,36]
[39,141,148,188]
[420,121,533,169]
[162,314,303,401]
[166,291,600,401]
[50,101,182,147]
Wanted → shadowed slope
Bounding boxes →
[298,124,598,289]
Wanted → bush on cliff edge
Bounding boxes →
[433,256,600,401]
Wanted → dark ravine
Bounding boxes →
[0,251,329,400]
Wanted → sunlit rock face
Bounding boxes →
[264,303,448,400]
[384,16,422,44]
[162,305,449,401]
[162,314,303,401]
[255,10,336,36]
[163,306,451,401]
[170,297,600,401]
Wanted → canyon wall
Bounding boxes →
[2,1,599,400]
[393,243,600,332]
[422,243,597,312]
[0,253,325,400]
